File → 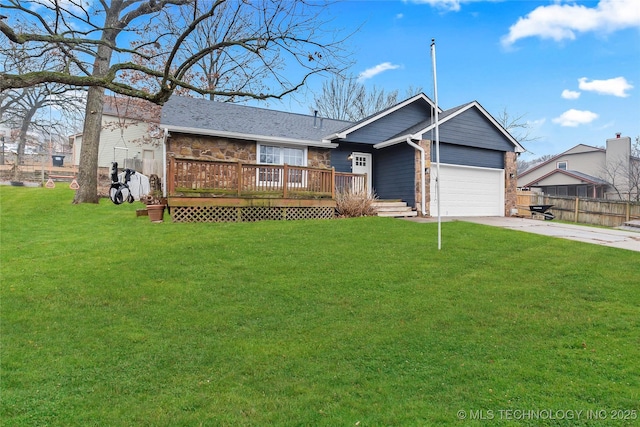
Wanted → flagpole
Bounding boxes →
[431,39,441,250]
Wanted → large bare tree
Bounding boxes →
[0,0,348,203]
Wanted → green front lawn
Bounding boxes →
[1,186,638,426]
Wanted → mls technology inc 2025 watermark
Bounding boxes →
[456,409,637,421]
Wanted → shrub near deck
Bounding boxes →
[1,186,639,425]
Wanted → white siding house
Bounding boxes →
[518,135,638,200]
[73,96,163,176]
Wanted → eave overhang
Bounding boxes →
[163,125,338,149]
[373,134,422,149]
[522,169,609,188]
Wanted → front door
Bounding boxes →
[351,152,372,194]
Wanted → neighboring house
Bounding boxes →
[159,93,523,221]
[73,96,163,176]
[518,134,638,200]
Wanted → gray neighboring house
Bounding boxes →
[160,93,524,217]
[518,134,638,200]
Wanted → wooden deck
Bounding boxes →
[167,157,365,222]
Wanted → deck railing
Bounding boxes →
[168,157,366,199]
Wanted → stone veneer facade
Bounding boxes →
[414,140,431,217]
[166,133,331,168]
[167,134,256,163]
[504,151,518,216]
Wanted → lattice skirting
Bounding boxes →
[171,205,335,223]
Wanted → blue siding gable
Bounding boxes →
[341,102,432,145]
[433,143,504,169]
[439,107,514,152]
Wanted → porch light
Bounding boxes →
[347,153,353,161]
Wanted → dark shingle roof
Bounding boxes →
[160,96,352,143]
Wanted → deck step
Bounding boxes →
[377,210,418,218]
[373,202,411,209]
[373,200,418,218]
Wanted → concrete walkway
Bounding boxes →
[405,216,640,252]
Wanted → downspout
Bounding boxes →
[162,128,168,197]
[406,137,426,216]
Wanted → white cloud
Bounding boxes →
[561,89,581,100]
[578,77,633,97]
[527,118,547,128]
[396,13,404,19]
[408,0,497,12]
[408,0,463,12]
[552,109,599,127]
[357,62,402,81]
[501,0,640,47]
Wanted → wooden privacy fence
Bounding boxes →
[168,157,365,199]
[517,191,640,227]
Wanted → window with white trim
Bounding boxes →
[557,161,567,170]
[257,144,307,184]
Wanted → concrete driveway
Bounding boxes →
[406,216,640,252]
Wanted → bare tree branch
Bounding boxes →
[0,0,351,203]
[312,74,417,122]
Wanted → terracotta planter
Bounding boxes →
[147,204,166,222]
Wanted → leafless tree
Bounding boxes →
[625,136,640,202]
[495,108,542,174]
[1,41,84,179]
[600,157,629,200]
[312,75,419,122]
[0,0,349,203]
[171,1,274,102]
[517,154,555,174]
[630,136,640,201]
[598,136,640,201]
[496,108,541,146]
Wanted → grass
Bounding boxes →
[1,186,639,426]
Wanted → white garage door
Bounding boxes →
[430,164,505,217]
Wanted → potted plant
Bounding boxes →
[140,190,167,223]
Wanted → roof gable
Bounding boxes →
[374,101,524,153]
[519,144,605,178]
[335,96,434,144]
[325,93,438,141]
[564,144,604,155]
[438,103,520,152]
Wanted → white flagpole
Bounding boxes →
[431,39,441,250]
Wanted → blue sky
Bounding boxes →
[281,0,640,160]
